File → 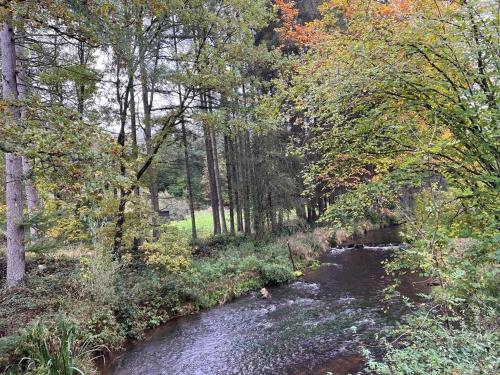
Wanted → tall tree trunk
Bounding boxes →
[77,40,85,117]
[240,133,251,235]
[278,210,284,231]
[202,94,221,234]
[129,79,138,161]
[240,85,252,235]
[129,76,140,251]
[251,134,264,238]
[173,22,197,239]
[268,192,277,233]
[207,94,227,233]
[224,135,235,234]
[112,61,131,256]
[317,185,325,216]
[16,24,40,239]
[181,118,197,239]
[22,158,39,238]
[231,136,243,232]
[2,20,25,286]
[140,52,160,239]
[210,125,227,234]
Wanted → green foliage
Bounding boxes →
[267,0,499,372]
[365,311,499,375]
[259,264,293,286]
[2,229,322,373]
[140,225,192,273]
[78,250,119,306]
[15,318,96,375]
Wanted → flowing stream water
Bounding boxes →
[105,226,423,375]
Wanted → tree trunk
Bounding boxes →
[16,24,40,239]
[224,135,235,234]
[251,134,264,238]
[317,185,325,216]
[77,40,85,116]
[268,192,277,233]
[113,195,128,259]
[207,93,227,233]
[237,133,251,235]
[202,95,221,234]
[140,54,160,240]
[22,158,39,238]
[278,210,284,230]
[181,118,197,239]
[173,23,197,239]
[129,76,140,251]
[112,59,131,256]
[2,20,25,286]
[231,136,243,232]
[210,125,227,234]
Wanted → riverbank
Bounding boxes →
[102,226,415,375]
[0,228,330,374]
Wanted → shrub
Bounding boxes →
[259,264,293,286]
[16,318,98,375]
[365,312,499,375]
[141,225,191,273]
[80,306,123,350]
[78,250,118,306]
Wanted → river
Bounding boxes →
[105,226,422,375]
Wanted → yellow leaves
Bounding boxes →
[292,270,303,278]
[441,128,453,141]
[417,119,429,133]
[140,226,192,273]
[46,217,84,241]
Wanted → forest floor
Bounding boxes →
[0,227,331,374]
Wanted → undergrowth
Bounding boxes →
[0,229,327,374]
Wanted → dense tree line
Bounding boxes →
[1,0,336,287]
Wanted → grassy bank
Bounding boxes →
[0,228,329,374]
[172,208,224,239]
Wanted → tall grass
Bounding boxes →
[14,319,99,375]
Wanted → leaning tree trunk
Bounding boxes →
[2,20,25,286]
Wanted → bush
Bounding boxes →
[365,312,499,374]
[140,225,191,272]
[78,250,118,306]
[259,264,293,286]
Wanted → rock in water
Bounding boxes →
[260,287,271,299]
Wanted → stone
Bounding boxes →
[260,287,271,299]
